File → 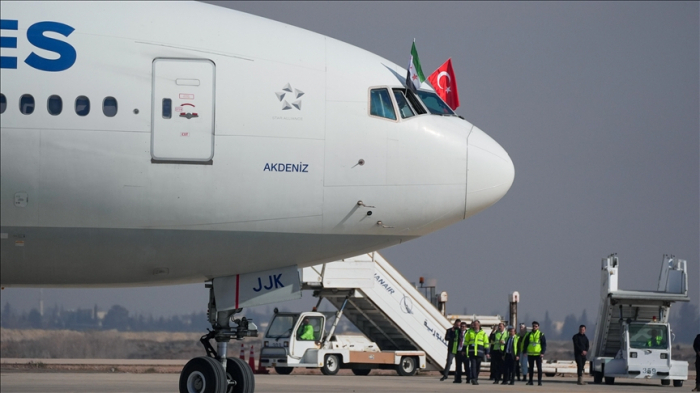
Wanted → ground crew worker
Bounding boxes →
[466,320,490,385]
[491,322,507,384]
[523,321,546,386]
[489,326,497,380]
[441,319,461,381]
[646,329,663,348]
[517,323,528,382]
[298,318,315,340]
[572,324,589,385]
[502,325,520,385]
[452,321,470,384]
[692,333,700,392]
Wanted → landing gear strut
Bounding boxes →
[179,281,258,393]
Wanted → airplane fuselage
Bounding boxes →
[0,2,514,286]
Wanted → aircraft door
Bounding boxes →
[151,58,215,162]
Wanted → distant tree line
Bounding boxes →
[0,302,269,333]
[1,301,696,343]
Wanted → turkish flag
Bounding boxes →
[427,58,460,110]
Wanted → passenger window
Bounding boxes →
[162,98,172,119]
[103,96,118,117]
[20,94,35,115]
[47,95,62,116]
[75,96,90,116]
[392,89,415,119]
[0,93,6,114]
[369,89,396,120]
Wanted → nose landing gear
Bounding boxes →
[179,281,258,393]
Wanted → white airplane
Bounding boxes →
[0,2,514,392]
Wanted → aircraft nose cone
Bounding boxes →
[466,127,515,217]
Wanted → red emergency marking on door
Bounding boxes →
[175,107,184,112]
[181,132,189,137]
[179,93,194,99]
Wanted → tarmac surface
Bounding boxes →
[1,371,691,393]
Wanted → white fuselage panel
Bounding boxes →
[0,1,514,286]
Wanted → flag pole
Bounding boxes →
[406,39,418,97]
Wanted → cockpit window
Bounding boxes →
[415,90,455,115]
[403,89,427,115]
[369,88,397,120]
[392,89,415,119]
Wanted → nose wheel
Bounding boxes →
[180,357,227,393]
[179,281,258,393]
[224,358,255,393]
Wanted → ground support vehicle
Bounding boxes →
[589,254,689,387]
[259,310,425,376]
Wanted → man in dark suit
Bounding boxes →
[441,319,461,381]
[501,326,520,385]
[572,325,589,385]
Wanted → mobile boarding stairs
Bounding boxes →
[300,252,454,372]
[589,254,689,386]
[300,252,573,375]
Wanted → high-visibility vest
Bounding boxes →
[492,330,508,351]
[527,331,542,356]
[518,333,528,353]
[647,335,663,347]
[452,330,467,354]
[466,329,490,356]
[504,334,520,355]
[300,324,314,340]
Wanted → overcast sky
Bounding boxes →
[3,2,698,327]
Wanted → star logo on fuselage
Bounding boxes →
[275,83,304,110]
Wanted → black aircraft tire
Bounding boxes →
[225,358,255,393]
[179,356,227,393]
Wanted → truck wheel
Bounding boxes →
[545,373,555,377]
[604,377,615,385]
[593,371,603,384]
[351,368,371,376]
[672,380,683,387]
[661,379,671,386]
[321,354,340,376]
[274,367,293,375]
[396,356,417,376]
